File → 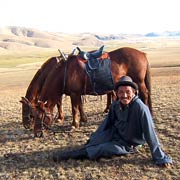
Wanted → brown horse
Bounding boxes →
[20,55,65,129]
[33,47,151,137]
[20,47,111,134]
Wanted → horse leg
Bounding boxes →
[70,94,81,128]
[55,96,64,125]
[138,82,151,112]
[79,96,88,123]
[104,91,116,113]
[104,93,111,113]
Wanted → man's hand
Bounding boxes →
[158,163,171,168]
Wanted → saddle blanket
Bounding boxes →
[85,58,115,94]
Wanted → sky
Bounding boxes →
[0,0,179,34]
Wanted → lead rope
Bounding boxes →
[40,111,58,135]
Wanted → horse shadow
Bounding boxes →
[0,111,104,145]
[0,121,35,143]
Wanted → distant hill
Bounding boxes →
[0,26,139,53]
[73,34,104,46]
[0,26,180,53]
[0,26,76,53]
[145,31,180,37]
[0,26,109,53]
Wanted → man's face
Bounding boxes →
[116,86,136,105]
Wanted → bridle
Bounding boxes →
[34,107,56,136]
[22,105,34,128]
[39,110,53,131]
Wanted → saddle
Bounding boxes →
[77,46,114,94]
[77,45,104,70]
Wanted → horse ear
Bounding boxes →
[20,97,29,104]
[20,97,23,103]
[37,100,46,109]
[70,48,76,56]
[44,101,48,107]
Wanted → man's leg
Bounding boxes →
[86,142,133,160]
[53,147,88,162]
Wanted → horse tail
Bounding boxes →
[145,60,152,113]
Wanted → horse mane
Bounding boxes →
[25,57,59,101]
[38,59,66,102]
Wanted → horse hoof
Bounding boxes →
[80,115,88,123]
[23,124,32,129]
[56,119,64,125]
[80,119,87,123]
[103,108,109,113]
[71,124,79,129]
[34,131,43,138]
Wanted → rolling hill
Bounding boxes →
[0,26,106,53]
[0,26,180,54]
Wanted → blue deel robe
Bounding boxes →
[85,96,172,165]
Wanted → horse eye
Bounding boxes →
[30,115,34,118]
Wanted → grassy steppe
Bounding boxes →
[0,37,180,180]
[0,51,59,68]
[1,37,180,68]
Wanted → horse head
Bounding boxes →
[32,100,54,137]
[20,97,34,129]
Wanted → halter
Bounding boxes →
[35,108,55,136]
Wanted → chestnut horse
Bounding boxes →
[20,55,65,129]
[20,48,112,134]
[32,47,152,137]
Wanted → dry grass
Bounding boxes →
[0,68,180,180]
[0,39,180,179]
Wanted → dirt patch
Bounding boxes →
[0,68,179,180]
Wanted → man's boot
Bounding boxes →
[53,148,88,162]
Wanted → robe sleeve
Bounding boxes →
[139,104,172,165]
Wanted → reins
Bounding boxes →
[39,111,57,135]
[39,110,64,135]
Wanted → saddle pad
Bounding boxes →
[85,58,115,94]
